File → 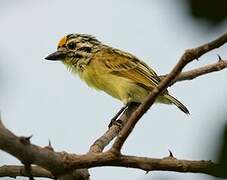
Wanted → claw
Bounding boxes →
[108,119,123,129]
[108,105,127,128]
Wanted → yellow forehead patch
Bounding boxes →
[57,36,67,48]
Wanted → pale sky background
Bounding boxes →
[0,1,227,180]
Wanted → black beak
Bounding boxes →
[45,51,67,61]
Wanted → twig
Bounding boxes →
[0,165,53,179]
[0,119,89,179]
[89,104,138,153]
[111,33,227,153]
[161,59,227,85]
[0,165,90,180]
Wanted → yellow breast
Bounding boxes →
[79,64,149,104]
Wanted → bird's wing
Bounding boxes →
[94,48,161,89]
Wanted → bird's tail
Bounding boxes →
[164,94,190,115]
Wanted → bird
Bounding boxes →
[45,34,189,126]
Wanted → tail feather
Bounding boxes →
[164,94,190,115]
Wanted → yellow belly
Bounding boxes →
[80,68,150,104]
[76,63,172,105]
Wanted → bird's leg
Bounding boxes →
[108,105,128,128]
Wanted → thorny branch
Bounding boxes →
[0,165,89,180]
[0,33,227,179]
[161,58,227,85]
[0,120,222,177]
[0,165,53,179]
[111,33,227,152]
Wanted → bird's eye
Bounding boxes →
[67,42,76,50]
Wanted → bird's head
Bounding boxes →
[45,34,101,63]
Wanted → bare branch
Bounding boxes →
[0,118,224,178]
[0,119,89,179]
[161,59,227,84]
[0,165,89,180]
[89,104,138,153]
[0,165,53,179]
[111,33,227,152]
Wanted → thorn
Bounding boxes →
[163,149,177,160]
[217,54,222,61]
[44,139,54,151]
[19,135,33,145]
[168,149,174,157]
[0,112,3,125]
[48,139,52,146]
[26,135,33,141]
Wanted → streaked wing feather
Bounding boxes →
[96,48,161,89]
